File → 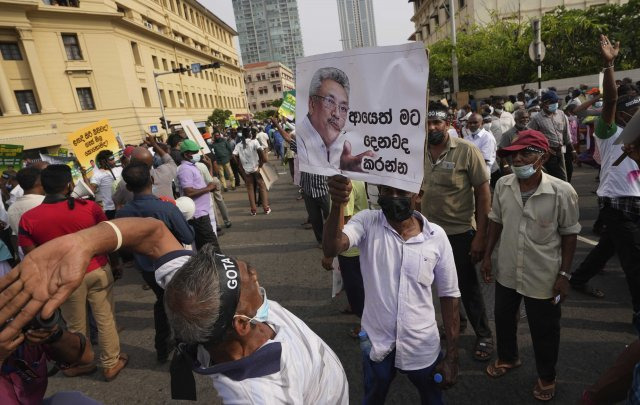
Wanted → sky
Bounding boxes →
[201,0,416,58]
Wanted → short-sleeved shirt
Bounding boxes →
[422,136,490,235]
[489,173,581,299]
[594,119,640,198]
[7,194,44,236]
[90,167,122,211]
[177,161,211,219]
[152,250,349,404]
[18,199,108,272]
[497,126,519,150]
[528,110,571,150]
[489,111,516,145]
[466,128,497,175]
[339,180,368,257]
[342,210,460,370]
[232,139,263,173]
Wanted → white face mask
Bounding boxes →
[494,108,503,115]
[191,154,201,163]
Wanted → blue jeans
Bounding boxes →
[361,341,444,405]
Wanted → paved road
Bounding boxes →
[45,161,635,404]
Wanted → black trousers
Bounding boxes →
[338,255,365,318]
[495,282,560,382]
[543,150,567,182]
[303,192,330,244]
[189,215,221,253]
[230,159,242,186]
[447,231,492,339]
[141,271,171,356]
[573,206,640,314]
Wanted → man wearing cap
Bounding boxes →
[422,101,494,363]
[0,218,349,403]
[527,90,575,181]
[497,109,531,175]
[210,130,236,192]
[481,129,580,401]
[569,36,640,326]
[176,139,220,252]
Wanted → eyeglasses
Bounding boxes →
[312,95,349,116]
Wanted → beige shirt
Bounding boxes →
[489,173,581,299]
[421,136,489,235]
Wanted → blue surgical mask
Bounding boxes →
[594,101,603,108]
[547,103,559,113]
[234,287,269,324]
[511,156,541,179]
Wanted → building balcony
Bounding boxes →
[42,0,79,6]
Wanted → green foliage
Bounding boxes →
[270,98,283,108]
[254,110,277,121]
[207,109,233,128]
[428,0,640,92]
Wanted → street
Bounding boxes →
[45,159,636,404]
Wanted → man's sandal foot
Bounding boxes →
[486,359,522,378]
[474,338,493,361]
[533,378,556,401]
[572,283,605,298]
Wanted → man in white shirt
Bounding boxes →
[489,96,516,146]
[463,113,497,177]
[7,166,46,259]
[0,217,348,404]
[323,176,461,404]
[256,126,270,150]
[297,67,374,174]
[90,149,122,219]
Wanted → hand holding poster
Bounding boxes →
[295,43,428,192]
[67,119,120,175]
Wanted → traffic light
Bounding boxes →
[201,62,221,70]
[172,66,189,74]
[160,118,171,130]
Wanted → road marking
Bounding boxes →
[224,241,315,249]
[578,235,598,246]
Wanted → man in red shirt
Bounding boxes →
[18,165,127,381]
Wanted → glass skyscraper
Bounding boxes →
[337,0,377,50]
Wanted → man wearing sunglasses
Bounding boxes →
[297,67,374,173]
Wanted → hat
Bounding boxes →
[180,139,201,153]
[202,132,212,140]
[586,88,599,95]
[123,146,135,158]
[540,91,559,104]
[175,196,195,220]
[497,129,549,157]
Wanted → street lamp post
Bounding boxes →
[153,71,172,133]
[449,0,459,94]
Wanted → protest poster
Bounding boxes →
[180,119,208,153]
[295,43,428,193]
[0,144,23,170]
[39,154,83,181]
[67,119,120,175]
[225,118,239,129]
[278,90,296,119]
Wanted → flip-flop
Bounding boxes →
[572,283,605,298]
[533,378,556,401]
[474,338,493,361]
[486,359,522,378]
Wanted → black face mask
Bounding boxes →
[378,196,413,222]
[428,130,445,145]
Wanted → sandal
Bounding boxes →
[533,378,556,401]
[474,338,493,361]
[486,359,522,378]
[572,283,605,298]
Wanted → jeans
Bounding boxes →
[141,271,171,357]
[338,255,365,317]
[303,192,330,244]
[361,341,443,405]
[494,282,560,382]
[447,231,492,339]
[189,215,221,252]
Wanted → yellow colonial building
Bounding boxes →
[0,0,248,155]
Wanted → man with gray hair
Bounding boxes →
[297,67,374,173]
[0,218,349,404]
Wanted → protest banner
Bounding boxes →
[225,118,239,129]
[0,144,23,170]
[295,43,428,193]
[180,119,208,153]
[67,119,120,175]
[39,154,83,181]
[278,90,296,119]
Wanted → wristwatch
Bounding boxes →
[558,271,572,280]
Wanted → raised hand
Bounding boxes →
[600,34,620,65]
[339,141,375,172]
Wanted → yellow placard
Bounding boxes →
[67,119,120,175]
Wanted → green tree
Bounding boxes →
[270,98,283,108]
[254,110,277,121]
[207,109,233,128]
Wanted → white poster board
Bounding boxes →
[295,43,428,193]
[180,119,208,154]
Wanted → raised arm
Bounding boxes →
[0,218,182,340]
[600,34,620,125]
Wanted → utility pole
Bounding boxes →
[533,19,542,96]
[449,0,459,94]
[153,62,221,134]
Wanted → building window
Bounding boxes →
[159,89,168,106]
[198,93,204,108]
[162,58,168,71]
[15,90,39,114]
[0,43,22,60]
[141,87,151,107]
[76,87,96,110]
[171,61,176,70]
[62,34,83,60]
[152,55,159,69]
[131,42,142,66]
[169,90,176,107]
[459,0,466,8]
